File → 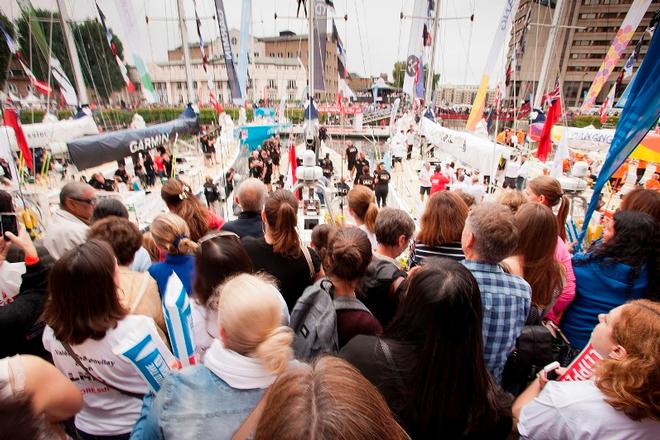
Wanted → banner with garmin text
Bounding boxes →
[214,0,242,101]
[579,0,652,112]
[466,0,520,130]
[579,26,660,245]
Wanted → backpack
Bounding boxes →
[290,278,373,360]
[360,257,406,327]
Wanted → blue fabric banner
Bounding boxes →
[579,28,660,245]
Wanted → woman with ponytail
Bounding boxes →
[526,176,577,325]
[148,213,198,297]
[347,185,379,249]
[161,178,224,242]
[242,190,321,311]
[136,274,296,439]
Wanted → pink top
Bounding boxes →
[207,210,225,230]
[546,236,576,324]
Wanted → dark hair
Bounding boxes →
[311,224,336,270]
[88,217,143,266]
[327,227,372,282]
[264,190,301,258]
[0,394,44,439]
[193,234,253,305]
[375,208,415,247]
[588,211,658,298]
[620,188,660,224]
[161,178,210,242]
[90,198,129,223]
[43,240,126,345]
[0,190,13,212]
[385,260,511,437]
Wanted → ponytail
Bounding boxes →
[175,236,199,255]
[255,326,294,375]
[556,195,570,241]
[264,190,301,259]
[364,202,378,234]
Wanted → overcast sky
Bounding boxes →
[1,0,507,85]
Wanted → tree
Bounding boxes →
[15,9,126,102]
[392,60,440,92]
[0,12,14,89]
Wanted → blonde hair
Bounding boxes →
[150,213,199,256]
[217,274,293,375]
[347,185,378,233]
[595,300,660,421]
[497,189,527,213]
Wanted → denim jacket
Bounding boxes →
[131,365,263,439]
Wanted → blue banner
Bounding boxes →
[579,28,660,245]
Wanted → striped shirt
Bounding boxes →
[409,241,465,267]
[462,260,531,384]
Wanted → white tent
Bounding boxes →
[420,117,510,178]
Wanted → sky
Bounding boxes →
[1,0,507,86]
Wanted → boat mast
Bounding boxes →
[55,0,88,105]
[176,0,196,104]
[533,0,563,108]
[424,1,441,108]
[308,0,315,110]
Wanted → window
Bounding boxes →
[287,79,296,89]
[267,79,277,89]
[231,37,237,46]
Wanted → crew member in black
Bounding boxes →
[248,150,264,180]
[357,165,375,190]
[345,142,358,179]
[320,153,334,180]
[262,149,274,191]
[203,176,221,214]
[373,162,391,207]
[353,152,370,185]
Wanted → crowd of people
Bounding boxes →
[1,148,658,439]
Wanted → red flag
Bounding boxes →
[537,86,562,162]
[3,108,33,171]
[209,92,222,113]
[18,60,52,95]
[599,98,608,124]
[287,142,297,198]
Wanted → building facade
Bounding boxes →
[506,0,659,109]
[435,84,495,107]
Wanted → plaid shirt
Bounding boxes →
[462,260,531,383]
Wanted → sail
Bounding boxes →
[579,0,652,112]
[402,0,429,99]
[67,107,198,170]
[235,0,251,105]
[114,0,157,103]
[465,0,520,131]
[312,0,329,91]
[214,0,242,102]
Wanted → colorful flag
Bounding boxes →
[466,0,520,130]
[599,84,616,123]
[579,26,660,245]
[214,0,243,101]
[18,60,52,95]
[537,86,561,162]
[3,108,33,171]
[95,1,134,93]
[333,20,349,79]
[209,92,222,113]
[403,0,431,98]
[580,0,652,112]
[623,32,645,79]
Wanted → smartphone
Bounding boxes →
[1,213,18,240]
[543,361,560,381]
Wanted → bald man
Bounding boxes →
[42,182,97,259]
[221,178,266,239]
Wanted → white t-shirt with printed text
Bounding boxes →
[43,315,152,436]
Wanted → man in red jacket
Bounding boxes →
[430,164,450,194]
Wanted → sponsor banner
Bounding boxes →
[558,343,603,382]
[403,0,428,98]
[214,0,242,101]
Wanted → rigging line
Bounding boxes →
[353,1,368,78]
[359,0,372,76]
[462,0,476,86]
[46,9,54,114]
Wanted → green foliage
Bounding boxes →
[568,114,619,129]
[15,10,125,102]
[0,13,14,89]
[392,60,405,89]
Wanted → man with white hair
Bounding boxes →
[42,182,96,259]
[221,178,267,238]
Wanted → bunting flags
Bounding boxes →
[537,85,561,162]
[95,1,134,93]
[466,0,520,130]
[580,0,652,112]
[17,0,78,106]
[579,25,660,245]
[3,108,33,171]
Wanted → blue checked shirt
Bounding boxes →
[462,260,531,384]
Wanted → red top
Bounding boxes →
[430,172,450,194]
[207,210,225,230]
[154,156,165,172]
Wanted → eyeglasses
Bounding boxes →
[198,230,240,244]
[71,197,97,206]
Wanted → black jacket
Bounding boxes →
[221,211,264,239]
